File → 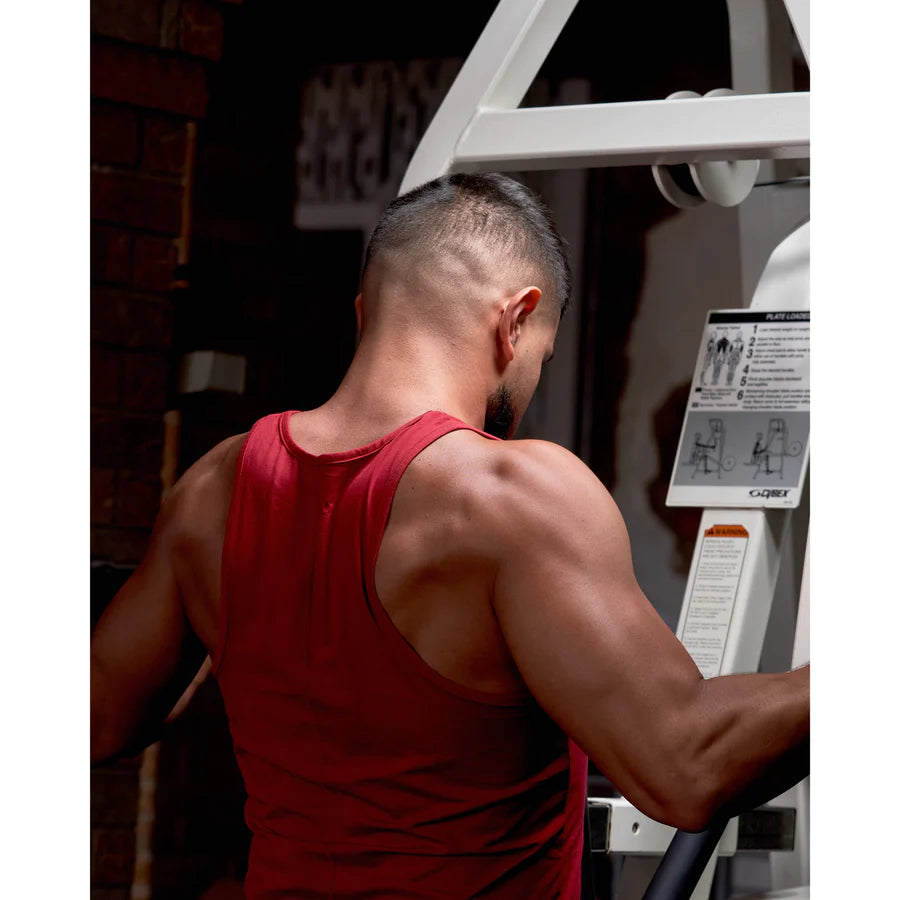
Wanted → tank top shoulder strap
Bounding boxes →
[214,412,295,674]
[236,411,285,474]
[356,412,529,707]
[374,410,498,493]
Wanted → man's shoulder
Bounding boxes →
[157,432,249,547]
[412,430,615,534]
[400,429,631,590]
[412,429,574,483]
[433,430,593,485]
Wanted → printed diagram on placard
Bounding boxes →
[668,310,810,507]
[746,417,804,479]
[685,418,736,478]
[699,329,746,387]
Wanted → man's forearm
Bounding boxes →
[697,665,810,821]
[91,648,210,766]
[717,733,809,821]
[91,655,126,765]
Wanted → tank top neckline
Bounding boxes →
[278,409,481,464]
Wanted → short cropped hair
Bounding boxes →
[362,173,572,316]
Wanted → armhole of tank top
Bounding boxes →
[561,740,589,878]
[365,419,533,710]
[211,428,252,676]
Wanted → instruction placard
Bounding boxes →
[667,310,810,508]
[679,525,749,678]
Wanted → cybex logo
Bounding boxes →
[749,489,789,498]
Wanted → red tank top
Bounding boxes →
[214,410,588,899]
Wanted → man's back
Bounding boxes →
[165,407,562,702]
[209,409,587,899]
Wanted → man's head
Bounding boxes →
[359,173,571,438]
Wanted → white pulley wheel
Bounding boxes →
[688,89,760,207]
[651,91,705,209]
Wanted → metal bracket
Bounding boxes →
[588,799,797,856]
[588,797,739,857]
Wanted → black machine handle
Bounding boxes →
[582,740,808,899]
[639,738,809,899]
[641,815,729,900]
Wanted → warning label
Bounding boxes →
[704,525,749,538]
[679,525,750,677]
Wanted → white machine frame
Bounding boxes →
[400,0,808,194]
[399,2,811,899]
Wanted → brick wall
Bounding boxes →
[90,2,240,898]
[89,0,234,567]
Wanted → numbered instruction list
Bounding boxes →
[667,310,810,508]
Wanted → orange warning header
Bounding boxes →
[704,525,750,538]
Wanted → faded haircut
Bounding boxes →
[361,173,572,317]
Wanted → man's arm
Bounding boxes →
[90,495,207,764]
[90,435,243,765]
[484,440,809,832]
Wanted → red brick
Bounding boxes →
[92,169,185,234]
[91,767,140,825]
[92,346,123,407]
[91,287,173,350]
[107,755,145,771]
[91,525,152,564]
[133,234,177,291]
[122,352,169,412]
[92,826,136,885]
[91,105,140,167]
[91,0,161,46]
[91,225,134,285]
[91,468,116,524]
[90,888,131,900]
[116,471,162,527]
[92,41,209,118]
[91,410,165,471]
[180,0,224,60]
[144,117,190,174]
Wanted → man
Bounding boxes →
[91,173,809,899]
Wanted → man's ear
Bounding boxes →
[497,286,542,365]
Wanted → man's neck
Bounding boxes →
[324,329,490,433]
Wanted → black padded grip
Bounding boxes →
[641,816,728,900]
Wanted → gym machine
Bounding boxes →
[399,1,811,898]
